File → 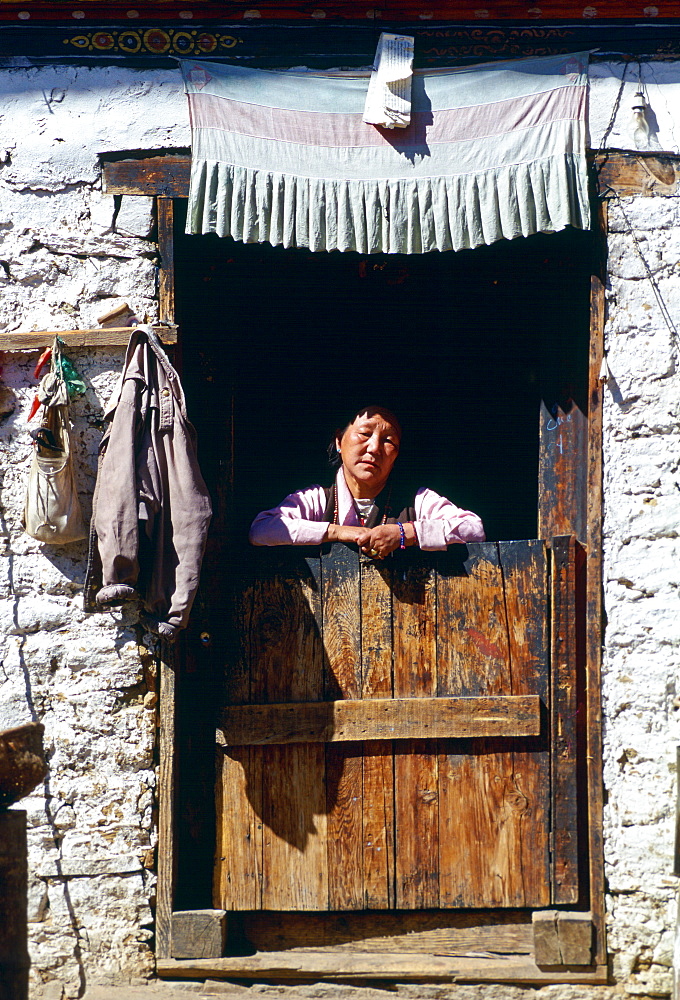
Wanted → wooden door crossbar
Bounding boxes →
[216,695,541,746]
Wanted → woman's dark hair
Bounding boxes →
[327,405,402,469]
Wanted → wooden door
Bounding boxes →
[214,538,578,912]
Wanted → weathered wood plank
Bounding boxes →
[0,810,29,1000]
[557,911,593,966]
[322,545,361,700]
[171,910,227,960]
[533,910,594,967]
[361,744,394,909]
[158,954,609,984]
[214,747,263,911]
[360,559,394,909]
[533,910,561,966]
[438,544,513,908]
[103,155,191,197]
[260,559,327,911]
[216,695,542,745]
[594,150,680,198]
[261,743,327,910]
[538,402,587,544]
[393,560,438,909]
[240,909,533,955]
[326,743,363,910]
[214,568,262,911]
[0,324,177,350]
[437,543,512,698]
[157,197,176,326]
[156,647,178,959]
[550,535,580,904]
[323,545,362,910]
[587,243,607,964]
[360,560,392,700]
[499,540,551,908]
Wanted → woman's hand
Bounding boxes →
[324,523,365,545]
[357,524,402,559]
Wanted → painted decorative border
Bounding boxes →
[63,26,240,54]
[0,1,678,22]
[0,18,677,61]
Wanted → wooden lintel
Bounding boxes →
[593,150,680,198]
[103,155,191,198]
[103,151,680,205]
[0,324,177,351]
[157,953,608,985]
[217,695,541,746]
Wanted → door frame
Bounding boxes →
[102,147,673,983]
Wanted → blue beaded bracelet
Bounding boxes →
[397,521,406,550]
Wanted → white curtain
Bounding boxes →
[182,52,590,255]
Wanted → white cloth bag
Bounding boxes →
[23,346,87,545]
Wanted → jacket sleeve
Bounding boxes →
[93,374,146,603]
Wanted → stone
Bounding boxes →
[116,197,154,239]
[0,382,16,418]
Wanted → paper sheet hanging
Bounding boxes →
[363,32,415,130]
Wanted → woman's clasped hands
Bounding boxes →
[326,520,415,558]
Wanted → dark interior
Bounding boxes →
[172,201,594,914]
[175,202,592,547]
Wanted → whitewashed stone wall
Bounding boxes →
[0,65,189,995]
[0,57,679,999]
[600,192,680,998]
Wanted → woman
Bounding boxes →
[249,405,485,558]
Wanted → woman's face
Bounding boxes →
[336,410,401,498]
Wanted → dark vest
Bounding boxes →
[322,481,416,528]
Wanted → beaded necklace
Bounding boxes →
[333,485,392,526]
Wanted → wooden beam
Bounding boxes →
[675,745,680,876]
[550,536,580,904]
[103,151,680,204]
[217,695,541,746]
[240,909,534,956]
[0,810,29,1000]
[0,324,177,351]
[157,952,608,984]
[593,150,680,198]
[538,403,587,544]
[156,645,179,962]
[586,204,607,967]
[103,155,191,198]
[157,199,176,327]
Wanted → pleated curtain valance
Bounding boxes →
[181,52,590,255]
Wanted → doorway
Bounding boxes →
[171,202,594,928]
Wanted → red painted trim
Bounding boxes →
[0,2,677,23]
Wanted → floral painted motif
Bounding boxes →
[64,27,239,54]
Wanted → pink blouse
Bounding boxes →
[249,469,485,551]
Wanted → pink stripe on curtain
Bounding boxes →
[188,85,585,150]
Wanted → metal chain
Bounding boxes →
[598,60,630,153]
[611,191,679,358]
